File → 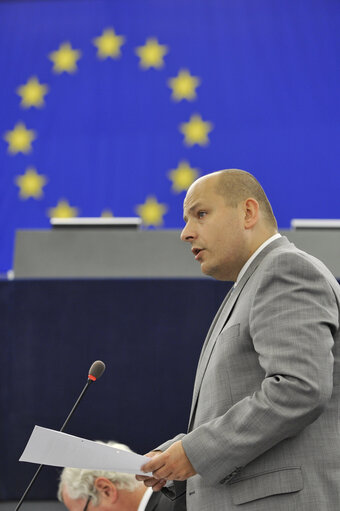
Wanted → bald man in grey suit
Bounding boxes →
[138,169,340,510]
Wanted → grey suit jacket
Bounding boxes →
[158,237,340,510]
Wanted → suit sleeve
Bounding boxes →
[156,433,186,452]
[181,252,339,485]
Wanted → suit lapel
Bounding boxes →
[145,490,161,511]
[188,236,290,430]
[195,284,234,368]
[188,280,247,428]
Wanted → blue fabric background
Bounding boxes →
[0,0,339,273]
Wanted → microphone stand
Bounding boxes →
[15,379,93,511]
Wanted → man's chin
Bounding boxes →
[200,263,214,277]
[201,263,230,281]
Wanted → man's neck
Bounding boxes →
[234,232,281,286]
[136,486,153,511]
[118,486,148,511]
[248,228,278,257]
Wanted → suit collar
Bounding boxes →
[143,488,160,511]
[235,235,290,290]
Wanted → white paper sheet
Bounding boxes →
[19,425,152,475]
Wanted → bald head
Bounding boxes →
[189,169,278,231]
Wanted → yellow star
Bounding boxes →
[168,160,200,193]
[101,209,114,217]
[179,114,214,146]
[168,69,201,101]
[16,76,49,108]
[135,196,168,227]
[135,38,169,69]
[4,122,37,154]
[49,42,82,74]
[93,28,125,59]
[47,199,79,218]
[15,167,47,199]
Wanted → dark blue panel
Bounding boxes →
[0,278,229,499]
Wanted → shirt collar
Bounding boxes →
[234,233,281,287]
[137,487,153,511]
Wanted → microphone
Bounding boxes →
[15,360,106,511]
[88,360,106,381]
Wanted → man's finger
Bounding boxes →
[152,468,173,480]
[141,454,165,473]
[136,474,150,482]
[144,450,162,458]
[150,479,167,491]
[137,476,159,486]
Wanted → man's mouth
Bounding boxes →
[192,247,204,260]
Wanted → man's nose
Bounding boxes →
[180,222,194,242]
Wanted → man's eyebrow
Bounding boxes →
[183,201,203,222]
[188,201,203,213]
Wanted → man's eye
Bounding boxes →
[198,211,206,218]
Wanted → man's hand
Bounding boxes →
[137,441,196,490]
[136,450,167,491]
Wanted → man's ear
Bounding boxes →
[94,477,118,503]
[243,198,259,229]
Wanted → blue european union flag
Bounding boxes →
[0,0,339,273]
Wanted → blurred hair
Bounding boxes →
[57,441,141,506]
[215,169,278,230]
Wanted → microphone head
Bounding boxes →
[88,360,106,382]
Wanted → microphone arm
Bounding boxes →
[15,360,106,511]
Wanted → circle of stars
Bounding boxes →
[3,28,215,226]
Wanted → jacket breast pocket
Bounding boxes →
[218,323,240,344]
[229,467,303,505]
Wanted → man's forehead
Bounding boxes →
[183,176,217,209]
[183,188,195,209]
[183,188,200,215]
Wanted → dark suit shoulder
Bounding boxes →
[146,490,177,511]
